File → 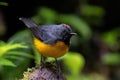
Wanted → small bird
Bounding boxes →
[19,17,76,64]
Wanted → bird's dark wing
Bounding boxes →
[30,26,58,44]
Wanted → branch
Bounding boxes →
[20,62,66,80]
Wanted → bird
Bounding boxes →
[19,17,76,71]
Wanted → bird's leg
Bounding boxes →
[55,58,61,79]
[40,54,43,64]
[40,54,46,69]
[41,55,46,64]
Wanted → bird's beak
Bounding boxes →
[70,32,77,35]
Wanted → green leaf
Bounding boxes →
[6,51,34,59]
[0,58,16,67]
[0,41,6,46]
[63,52,85,75]
[79,5,106,26]
[0,42,29,57]
[0,2,8,6]
[7,43,28,49]
[32,7,57,24]
[102,28,120,48]
[80,5,105,17]
[8,30,33,45]
[102,53,120,65]
[4,55,24,61]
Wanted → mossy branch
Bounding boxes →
[20,62,66,80]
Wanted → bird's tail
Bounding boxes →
[19,17,37,28]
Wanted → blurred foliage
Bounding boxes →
[0,41,33,66]
[79,73,107,80]
[102,53,120,65]
[101,28,120,66]
[80,4,105,26]
[102,28,120,48]
[8,30,41,65]
[63,52,85,80]
[63,52,85,75]
[0,2,8,6]
[0,30,35,79]
[80,5,105,17]
[33,7,57,24]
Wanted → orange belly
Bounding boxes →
[34,37,69,58]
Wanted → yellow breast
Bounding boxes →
[34,37,69,58]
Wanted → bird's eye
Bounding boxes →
[61,30,66,35]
